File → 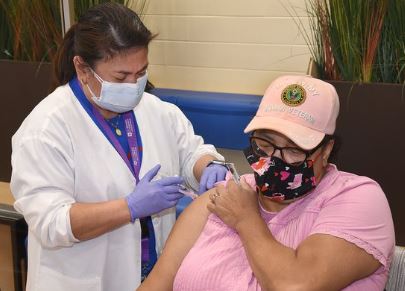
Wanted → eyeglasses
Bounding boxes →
[249,135,324,166]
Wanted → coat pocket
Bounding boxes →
[36,265,101,291]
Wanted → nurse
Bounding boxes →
[10,3,225,291]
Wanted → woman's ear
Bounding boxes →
[322,140,335,166]
[73,56,90,85]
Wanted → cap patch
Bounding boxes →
[281,84,306,107]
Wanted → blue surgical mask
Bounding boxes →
[87,69,148,113]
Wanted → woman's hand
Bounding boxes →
[207,177,260,230]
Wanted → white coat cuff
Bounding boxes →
[184,145,224,191]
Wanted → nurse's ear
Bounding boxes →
[73,56,91,85]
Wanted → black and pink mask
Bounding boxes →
[244,147,316,201]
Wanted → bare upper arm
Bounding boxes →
[294,233,381,290]
[138,190,213,290]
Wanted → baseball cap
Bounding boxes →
[244,75,340,150]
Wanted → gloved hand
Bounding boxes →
[126,164,184,222]
[198,163,228,194]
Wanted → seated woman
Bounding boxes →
[138,75,395,291]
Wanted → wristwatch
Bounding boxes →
[206,160,227,167]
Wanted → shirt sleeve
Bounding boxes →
[11,133,79,248]
[168,104,224,190]
[309,178,395,269]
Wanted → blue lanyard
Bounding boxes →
[69,77,143,179]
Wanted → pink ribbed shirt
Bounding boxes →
[173,165,395,290]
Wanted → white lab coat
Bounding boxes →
[10,83,223,291]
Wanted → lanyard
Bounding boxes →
[69,77,156,277]
[69,77,142,182]
[92,109,141,182]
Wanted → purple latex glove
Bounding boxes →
[198,163,228,194]
[126,164,184,222]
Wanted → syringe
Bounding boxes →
[178,184,198,199]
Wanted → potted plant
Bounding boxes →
[0,0,145,182]
[303,0,405,245]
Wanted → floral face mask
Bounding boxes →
[244,147,317,201]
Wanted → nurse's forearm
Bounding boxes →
[193,154,217,181]
[70,199,131,241]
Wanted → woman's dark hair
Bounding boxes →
[52,2,154,89]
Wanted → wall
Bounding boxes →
[0,61,52,182]
[141,0,311,95]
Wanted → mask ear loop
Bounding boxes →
[304,135,331,165]
[309,135,335,167]
[86,68,104,100]
[309,149,323,163]
[86,83,99,100]
[306,142,330,185]
[89,67,104,83]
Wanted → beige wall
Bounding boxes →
[139,0,310,95]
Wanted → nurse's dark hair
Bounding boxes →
[52,2,154,88]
